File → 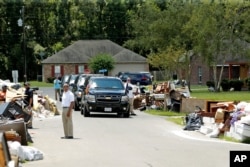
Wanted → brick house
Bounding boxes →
[189,55,250,85]
[41,40,149,81]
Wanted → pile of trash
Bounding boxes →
[5,84,60,118]
[128,81,191,112]
[0,80,60,166]
[183,101,250,141]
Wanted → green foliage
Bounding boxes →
[147,46,186,80]
[0,0,133,81]
[183,2,250,91]
[47,77,56,83]
[88,54,115,75]
[229,79,244,91]
[246,78,250,90]
[1,0,250,84]
[51,42,64,53]
[206,81,215,87]
[220,79,230,91]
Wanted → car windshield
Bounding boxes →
[143,73,151,78]
[69,75,77,84]
[129,73,142,79]
[90,79,124,89]
[62,75,69,84]
[78,77,86,86]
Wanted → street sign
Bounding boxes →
[99,69,107,73]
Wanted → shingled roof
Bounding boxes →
[42,40,147,64]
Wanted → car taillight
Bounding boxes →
[141,77,147,81]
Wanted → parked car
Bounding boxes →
[139,71,153,80]
[118,72,152,86]
[71,74,103,111]
[116,71,129,77]
[80,76,130,117]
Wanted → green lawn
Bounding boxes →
[190,87,250,101]
[25,81,53,87]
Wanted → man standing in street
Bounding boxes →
[125,77,137,116]
[53,76,61,101]
[24,82,34,129]
[61,82,75,139]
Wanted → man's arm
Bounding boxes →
[28,91,33,108]
[67,93,75,116]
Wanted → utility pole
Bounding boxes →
[18,6,27,82]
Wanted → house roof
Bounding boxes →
[42,40,147,64]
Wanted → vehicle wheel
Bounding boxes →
[80,104,84,115]
[74,101,80,111]
[117,112,123,118]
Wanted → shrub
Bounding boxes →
[246,78,250,91]
[229,79,244,91]
[47,77,55,83]
[220,79,230,91]
[206,81,215,87]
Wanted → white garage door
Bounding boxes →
[111,64,149,76]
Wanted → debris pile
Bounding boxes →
[184,101,250,141]
[0,83,60,166]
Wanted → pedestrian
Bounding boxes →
[53,76,61,101]
[0,85,8,103]
[124,77,137,116]
[61,82,75,139]
[24,82,34,129]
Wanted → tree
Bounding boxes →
[125,1,194,85]
[88,54,115,75]
[184,2,250,91]
[147,45,186,80]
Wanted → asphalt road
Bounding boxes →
[22,87,250,167]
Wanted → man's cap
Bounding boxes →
[63,82,69,87]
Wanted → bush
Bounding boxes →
[246,78,250,91]
[206,81,215,87]
[220,79,230,91]
[229,79,244,91]
[47,77,55,83]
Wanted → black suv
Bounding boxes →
[80,76,130,117]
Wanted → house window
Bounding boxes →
[55,65,61,76]
[198,66,202,84]
[78,65,84,73]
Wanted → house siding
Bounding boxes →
[43,64,86,81]
[190,56,210,85]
